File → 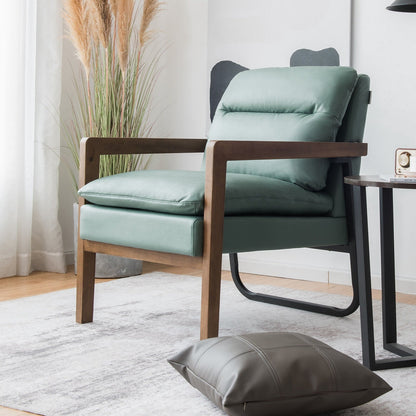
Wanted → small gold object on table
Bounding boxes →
[395,148,416,177]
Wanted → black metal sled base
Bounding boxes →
[229,252,359,317]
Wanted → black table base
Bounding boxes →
[350,181,416,370]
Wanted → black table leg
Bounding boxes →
[380,188,397,347]
[352,185,376,369]
[346,175,416,369]
[353,184,416,370]
[379,188,416,362]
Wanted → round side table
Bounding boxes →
[345,175,416,370]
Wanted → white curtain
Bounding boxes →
[0,0,66,277]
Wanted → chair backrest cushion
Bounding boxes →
[327,74,370,217]
[208,66,358,191]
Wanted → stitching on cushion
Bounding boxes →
[80,192,202,206]
[221,108,314,116]
[255,344,335,351]
[312,346,339,392]
[82,191,329,203]
[213,350,259,390]
[193,337,229,370]
[81,192,331,210]
[220,109,343,123]
[236,335,282,395]
[166,369,387,411]
[237,388,387,408]
[294,334,337,391]
[169,361,226,403]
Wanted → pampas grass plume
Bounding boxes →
[116,0,134,75]
[64,0,91,73]
[140,0,161,47]
[109,0,118,17]
[63,0,163,177]
[87,0,112,48]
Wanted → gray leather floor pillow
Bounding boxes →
[168,332,391,416]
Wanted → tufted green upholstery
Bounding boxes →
[79,170,333,216]
[325,74,370,217]
[208,67,358,191]
[78,67,370,257]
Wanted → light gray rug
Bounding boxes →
[0,272,415,416]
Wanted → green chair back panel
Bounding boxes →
[327,74,370,217]
[208,67,359,191]
[336,74,370,144]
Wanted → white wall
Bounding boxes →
[207,0,351,69]
[59,0,416,293]
[349,0,416,292]
[148,0,208,172]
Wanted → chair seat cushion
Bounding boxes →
[78,170,333,216]
[79,205,349,256]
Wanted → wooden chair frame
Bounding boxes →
[76,137,367,340]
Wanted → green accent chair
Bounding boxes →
[76,66,369,340]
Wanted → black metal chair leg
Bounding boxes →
[229,251,359,317]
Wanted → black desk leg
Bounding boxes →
[352,185,376,369]
[380,188,416,360]
[353,185,416,370]
[379,188,397,348]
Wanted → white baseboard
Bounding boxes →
[66,247,416,295]
[222,254,330,283]
[222,253,416,295]
[65,251,75,266]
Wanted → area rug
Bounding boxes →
[0,272,414,416]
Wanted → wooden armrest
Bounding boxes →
[205,140,367,163]
[80,137,207,156]
[202,140,368,269]
[79,137,207,187]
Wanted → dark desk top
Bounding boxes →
[345,175,416,189]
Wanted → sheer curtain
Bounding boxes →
[0,0,66,277]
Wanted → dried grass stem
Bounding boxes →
[87,0,112,48]
[140,0,161,47]
[63,0,163,186]
[64,0,91,73]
